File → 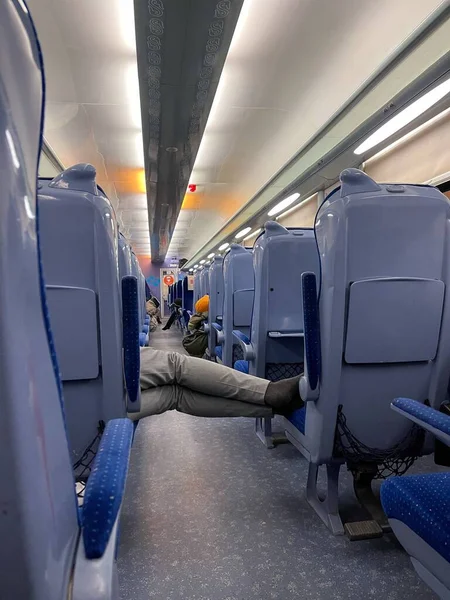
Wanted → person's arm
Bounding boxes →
[188,313,205,332]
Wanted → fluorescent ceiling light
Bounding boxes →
[364,106,450,164]
[268,193,300,216]
[243,228,262,241]
[354,76,450,155]
[218,242,230,251]
[235,226,252,239]
[276,193,317,220]
[200,259,206,264]
[189,268,193,272]
[194,264,199,268]
[208,253,215,258]
[206,261,211,265]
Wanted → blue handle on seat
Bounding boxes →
[212,322,223,332]
[392,398,450,446]
[232,329,250,344]
[302,272,321,391]
[122,276,140,408]
[232,329,255,360]
[82,418,134,559]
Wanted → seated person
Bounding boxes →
[188,295,209,332]
[146,295,162,331]
[134,346,303,420]
[162,298,182,330]
[182,295,209,357]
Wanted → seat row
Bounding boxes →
[0,3,142,598]
[192,169,450,598]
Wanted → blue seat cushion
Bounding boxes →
[287,407,306,434]
[381,472,450,563]
[82,419,134,559]
[139,332,147,346]
[234,360,249,374]
[215,345,222,360]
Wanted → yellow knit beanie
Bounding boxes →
[195,294,209,314]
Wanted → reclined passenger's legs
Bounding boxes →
[132,385,274,419]
[140,347,269,405]
[137,347,303,419]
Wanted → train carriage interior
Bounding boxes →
[3,0,450,598]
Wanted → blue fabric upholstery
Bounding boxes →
[302,272,321,391]
[393,397,450,436]
[234,360,249,374]
[215,346,223,360]
[139,332,147,347]
[122,277,140,404]
[232,330,250,345]
[142,324,149,334]
[288,407,306,434]
[381,473,450,563]
[82,418,134,559]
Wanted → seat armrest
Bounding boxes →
[212,322,224,343]
[392,398,450,447]
[81,419,134,559]
[122,276,141,412]
[299,272,321,402]
[232,329,255,360]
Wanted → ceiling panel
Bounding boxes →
[29,0,147,250]
[172,0,447,260]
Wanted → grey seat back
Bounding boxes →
[199,265,210,298]
[208,256,224,357]
[222,245,254,367]
[0,4,78,596]
[118,233,133,281]
[39,165,126,463]
[305,169,450,464]
[131,251,146,329]
[251,222,320,380]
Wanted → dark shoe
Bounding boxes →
[162,326,169,331]
[264,375,303,410]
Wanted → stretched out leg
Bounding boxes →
[131,385,273,419]
[135,347,303,420]
[162,311,177,330]
[140,347,269,406]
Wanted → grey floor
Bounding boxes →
[118,323,439,600]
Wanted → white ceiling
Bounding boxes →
[28,0,150,254]
[168,0,446,260]
[28,0,446,261]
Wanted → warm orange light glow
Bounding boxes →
[112,167,147,194]
[181,193,199,209]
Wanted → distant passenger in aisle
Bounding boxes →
[162,298,182,330]
[146,295,162,331]
[133,346,303,420]
[182,295,209,357]
[188,294,209,332]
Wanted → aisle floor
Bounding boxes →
[118,325,438,600]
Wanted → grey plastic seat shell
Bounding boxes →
[39,166,127,462]
[130,250,146,329]
[0,4,79,597]
[118,233,133,281]
[296,169,450,535]
[208,256,224,358]
[250,223,320,377]
[221,245,254,367]
[199,265,210,299]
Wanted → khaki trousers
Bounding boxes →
[131,347,272,420]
